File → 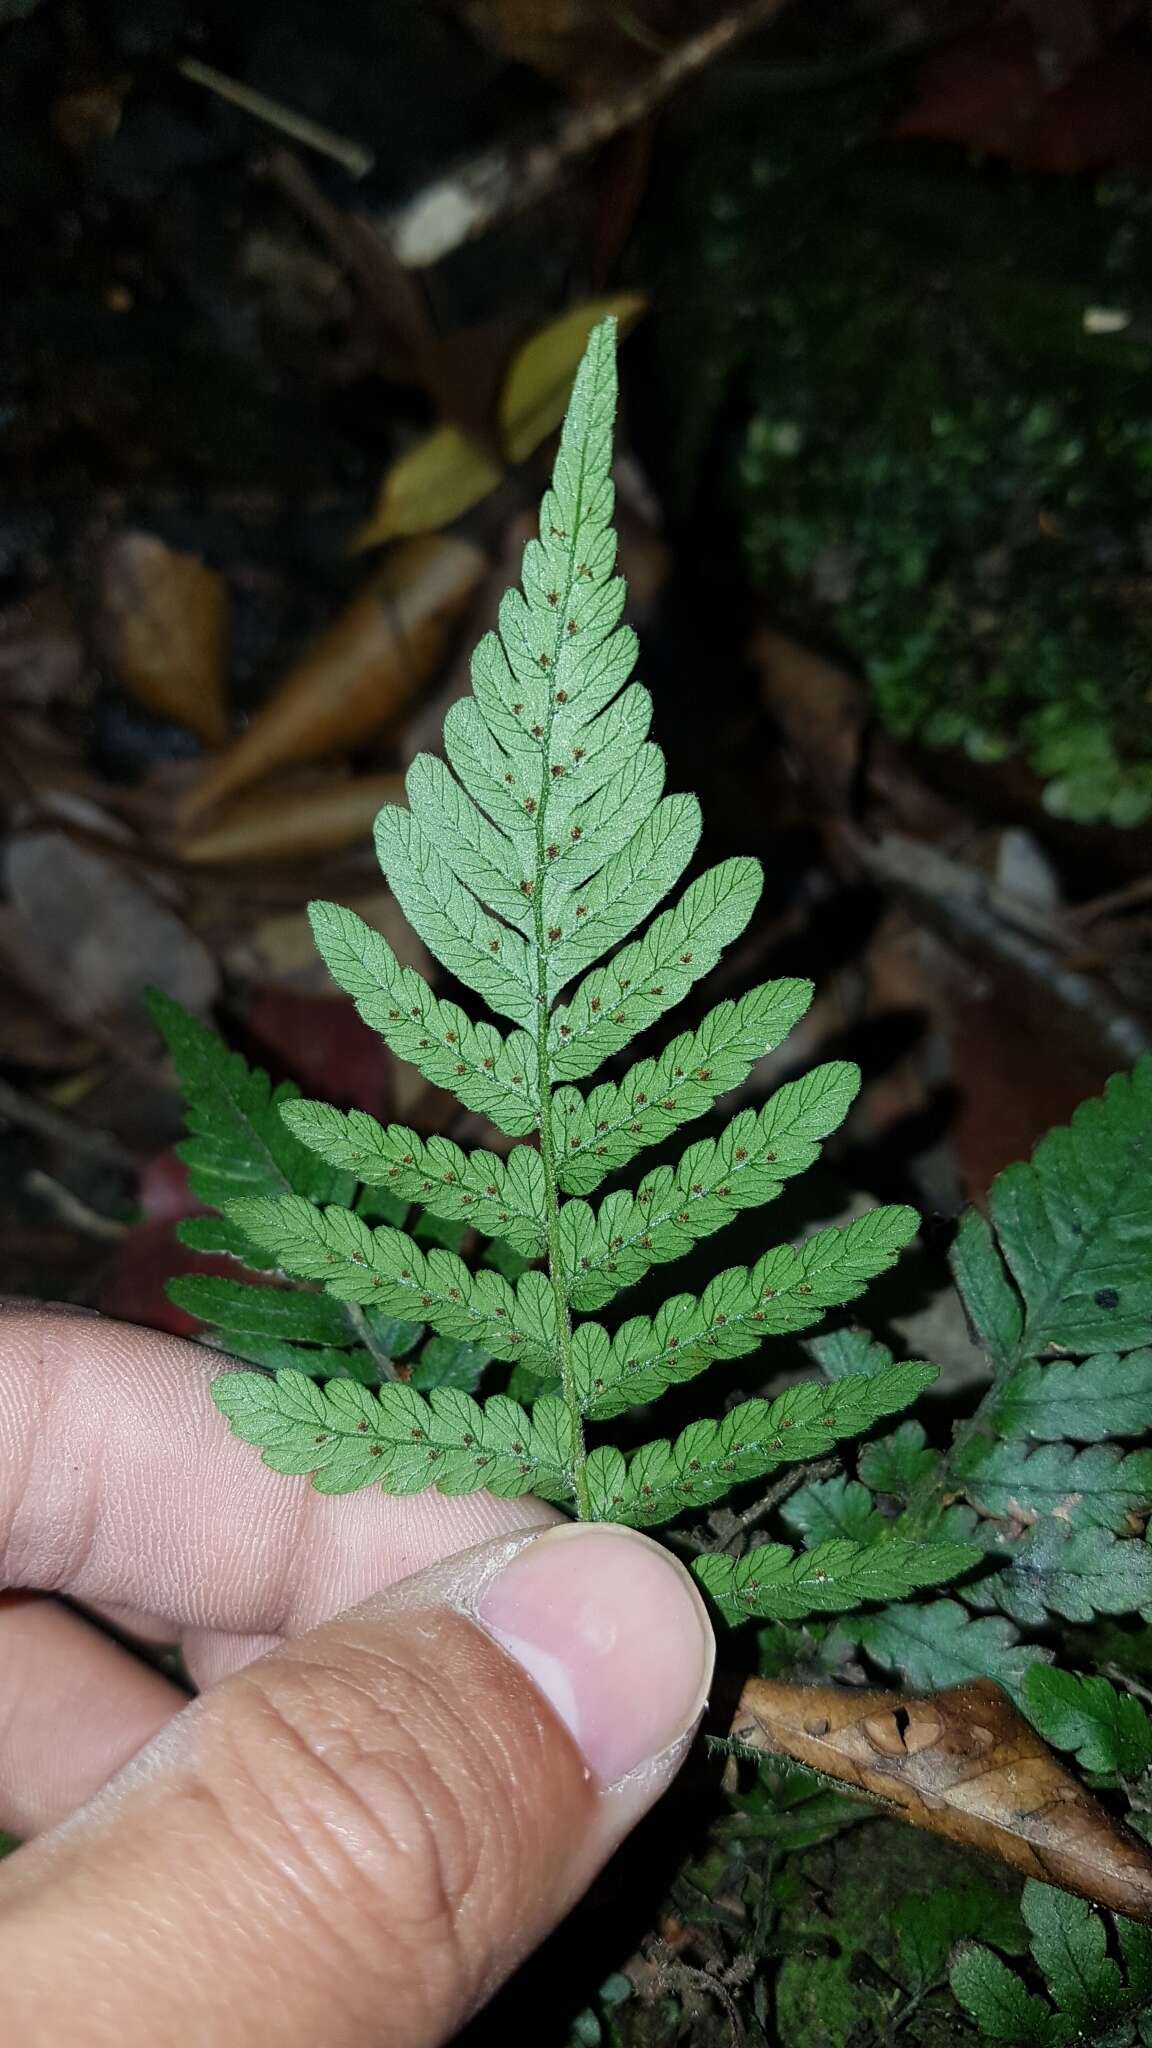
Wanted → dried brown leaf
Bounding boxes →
[175,773,403,866]
[733,1675,1152,1922]
[183,536,485,819]
[752,628,866,811]
[101,533,230,747]
[2,832,218,1032]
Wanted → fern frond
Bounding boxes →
[148,989,353,1211]
[851,1598,1050,1699]
[560,1062,862,1310]
[952,1880,1152,2044]
[987,1523,1152,1626]
[200,318,924,1537]
[551,980,813,1196]
[545,858,764,1083]
[308,901,539,1137]
[168,1275,359,1349]
[1023,1667,1152,1778]
[984,1055,1152,1358]
[213,1369,574,1502]
[990,1350,1152,1442]
[783,1474,886,1545]
[575,1206,918,1420]
[695,1535,976,1625]
[960,1437,1152,1533]
[583,1359,937,1527]
[279,1100,547,1256]
[230,1195,556,1370]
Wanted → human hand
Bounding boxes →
[0,1303,714,2047]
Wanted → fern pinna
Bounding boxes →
[155,319,972,1619]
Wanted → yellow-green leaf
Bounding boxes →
[353,294,647,550]
[353,425,503,551]
[499,292,647,464]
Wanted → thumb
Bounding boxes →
[0,1522,715,2048]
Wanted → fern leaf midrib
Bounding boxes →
[529,373,598,1522]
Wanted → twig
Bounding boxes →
[676,1455,840,1556]
[342,1301,402,1381]
[1067,874,1152,928]
[846,829,1152,1068]
[381,0,792,267]
[0,1076,137,1172]
[177,57,375,179]
[24,1170,128,1242]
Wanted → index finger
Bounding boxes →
[0,1304,558,1634]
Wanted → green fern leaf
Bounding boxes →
[583,1360,938,1527]
[308,900,539,1137]
[856,1420,938,1500]
[782,1475,885,1545]
[949,1942,1066,2045]
[1023,1666,1152,1778]
[148,989,353,1211]
[807,1325,902,1380]
[279,1100,546,1256]
[960,1438,1152,1532]
[576,1205,918,1420]
[949,1207,1025,1376]
[986,1056,1152,1357]
[182,316,924,1534]
[168,1275,355,1348]
[408,1335,489,1394]
[546,858,764,1084]
[853,1598,1049,1698]
[176,1214,274,1266]
[229,1194,556,1370]
[951,1881,1152,2045]
[987,1522,1152,1626]
[212,1368,573,1501]
[552,980,812,1196]
[694,1535,975,1625]
[990,1351,1152,1442]
[560,1062,862,1310]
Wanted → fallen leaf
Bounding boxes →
[2,831,218,1031]
[176,772,403,865]
[499,292,647,463]
[896,19,1152,171]
[0,589,88,711]
[183,536,485,818]
[0,927,94,1067]
[352,427,504,551]
[243,990,395,1120]
[53,79,127,154]
[353,293,646,548]
[752,628,867,811]
[101,533,230,747]
[732,1675,1152,1922]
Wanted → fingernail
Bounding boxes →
[476,1523,714,1787]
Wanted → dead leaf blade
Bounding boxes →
[733,1675,1152,1922]
[176,773,404,865]
[184,536,485,818]
[101,533,230,747]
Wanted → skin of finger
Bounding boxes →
[0,1530,697,2048]
[0,1595,185,1836]
[0,1306,561,1634]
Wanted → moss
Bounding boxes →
[650,81,1152,824]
